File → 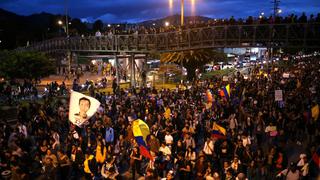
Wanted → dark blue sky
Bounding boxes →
[0,0,319,23]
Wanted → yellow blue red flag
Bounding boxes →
[207,89,213,103]
[132,119,153,160]
[220,84,231,99]
[212,122,227,139]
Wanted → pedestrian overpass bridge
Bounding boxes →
[20,23,320,54]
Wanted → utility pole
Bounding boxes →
[65,0,69,37]
[268,0,280,73]
[272,0,281,19]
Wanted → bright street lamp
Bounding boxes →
[165,21,170,27]
[181,0,184,26]
[58,20,63,25]
[169,0,196,26]
[277,9,282,14]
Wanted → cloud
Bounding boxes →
[1,0,319,23]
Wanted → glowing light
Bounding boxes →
[169,0,173,14]
[107,24,111,27]
[191,0,196,16]
[165,21,170,27]
[57,20,63,25]
[277,9,282,14]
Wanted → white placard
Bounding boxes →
[223,76,229,82]
[282,73,290,78]
[275,90,283,101]
[69,91,101,127]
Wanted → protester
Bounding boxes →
[0,56,319,180]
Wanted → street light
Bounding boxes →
[169,0,173,14]
[165,21,170,27]
[58,20,63,25]
[181,0,184,26]
[277,9,282,14]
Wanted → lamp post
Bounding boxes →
[181,0,184,26]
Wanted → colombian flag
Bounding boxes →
[212,122,227,139]
[207,89,213,103]
[220,84,231,99]
[132,119,153,160]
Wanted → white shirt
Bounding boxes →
[159,146,171,156]
[18,125,27,138]
[203,140,214,155]
[165,134,173,144]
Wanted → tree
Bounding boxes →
[93,20,104,32]
[70,18,89,35]
[0,51,55,82]
[161,49,227,80]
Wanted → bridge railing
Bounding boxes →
[21,23,320,53]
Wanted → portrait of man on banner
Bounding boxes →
[69,91,100,127]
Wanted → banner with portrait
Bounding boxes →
[69,91,101,127]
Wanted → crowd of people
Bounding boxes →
[0,56,320,180]
[0,80,38,105]
[87,13,320,36]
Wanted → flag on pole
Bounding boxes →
[69,91,101,127]
[220,84,231,99]
[212,122,227,139]
[132,119,153,160]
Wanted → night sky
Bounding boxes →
[0,0,319,23]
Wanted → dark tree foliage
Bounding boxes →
[93,20,104,32]
[161,49,227,80]
[0,51,55,81]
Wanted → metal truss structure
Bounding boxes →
[21,23,320,54]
